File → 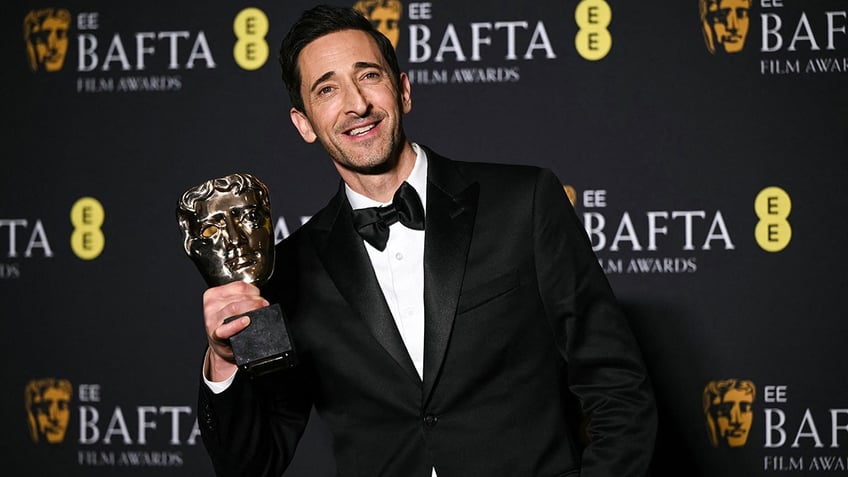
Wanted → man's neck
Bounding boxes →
[339,141,417,203]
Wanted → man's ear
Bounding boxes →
[399,72,412,114]
[290,108,317,143]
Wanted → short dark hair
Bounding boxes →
[279,4,402,112]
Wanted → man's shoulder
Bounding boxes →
[423,145,553,184]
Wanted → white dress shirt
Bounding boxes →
[344,143,427,379]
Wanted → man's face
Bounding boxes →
[32,386,71,443]
[289,29,411,177]
[29,14,69,71]
[706,0,750,53]
[712,388,754,447]
[186,189,273,287]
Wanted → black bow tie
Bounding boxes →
[352,182,425,251]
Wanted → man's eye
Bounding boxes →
[200,225,219,238]
[318,85,334,96]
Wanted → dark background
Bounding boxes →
[2,1,846,475]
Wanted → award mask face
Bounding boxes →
[177,173,274,287]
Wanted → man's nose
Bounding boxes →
[344,84,369,116]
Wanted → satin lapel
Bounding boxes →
[422,152,479,403]
[310,183,421,385]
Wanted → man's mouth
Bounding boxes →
[346,123,376,136]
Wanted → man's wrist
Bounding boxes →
[203,348,238,393]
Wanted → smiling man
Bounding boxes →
[195,5,657,477]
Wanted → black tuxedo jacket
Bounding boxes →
[199,148,657,477]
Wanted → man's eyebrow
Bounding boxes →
[310,70,336,94]
[354,61,382,71]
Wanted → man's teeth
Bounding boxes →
[348,124,375,136]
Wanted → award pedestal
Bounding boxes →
[223,303,297,376]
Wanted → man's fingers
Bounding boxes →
[216,297,270,323]
[214,315,251,341]
[203,280,261,302]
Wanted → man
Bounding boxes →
[177,173,274,288]
[699,0,752,54]
[197,5,657,476]
[703,379,756,448]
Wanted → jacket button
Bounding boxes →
[423,414,438,428]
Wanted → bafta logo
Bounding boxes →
[699,0,751,54]
[24,8,71,72]
[703,378,756,447]
[354,0,403,48]
[25,378,72,444]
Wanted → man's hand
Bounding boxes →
[203,281,269,381]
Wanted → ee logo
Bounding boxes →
[754,186,791,252]
[70,197,105,260]
[575,0,612,61]
[234,8,270,70]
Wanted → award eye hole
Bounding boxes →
[201,225,219,238]
[241,209,262,227]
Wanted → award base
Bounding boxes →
[223,303,297,376]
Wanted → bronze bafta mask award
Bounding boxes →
[177,173,297,375]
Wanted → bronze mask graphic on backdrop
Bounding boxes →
[703,378,756,448]
[354,0,403,48]
[25,378,72,444]
[699,0,751,54]
[24,8,71,72]
[177,173,297,375]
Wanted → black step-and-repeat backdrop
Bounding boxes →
[3,0,847,475]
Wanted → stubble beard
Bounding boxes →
[331,123,406,176]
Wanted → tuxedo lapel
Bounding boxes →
[310,183,421,386]
[421,152,479,403]
[307,153,481,400]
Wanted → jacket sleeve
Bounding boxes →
[532,168,658,477]
[197,360,313,477]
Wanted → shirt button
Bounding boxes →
[423,414,438,428]
[395,252,404,260]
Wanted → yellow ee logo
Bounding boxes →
[575,0,612,61]
[70,197,105,260]
[233,8,269,71]
[754,186,791,252]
